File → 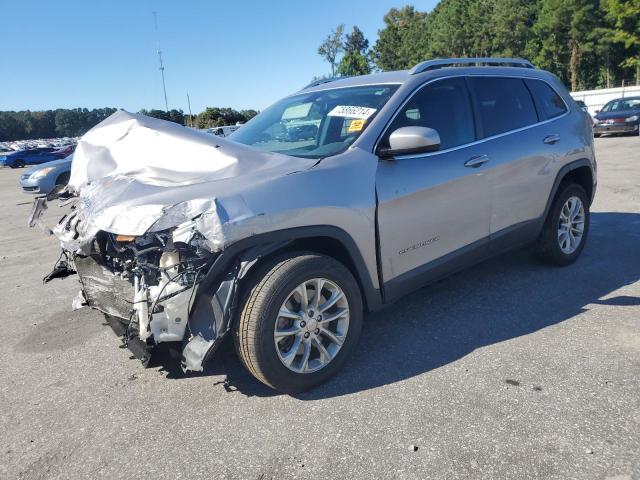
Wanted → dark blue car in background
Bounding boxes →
[0,147,59,168]
[593,96,640,137]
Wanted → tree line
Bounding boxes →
[318,0,640,91]
[0,107,259,142]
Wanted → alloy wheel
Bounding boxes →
[557,196,585,254]
[274,278,349,374]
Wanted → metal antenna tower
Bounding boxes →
[152,11,169,112]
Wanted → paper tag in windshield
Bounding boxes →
[328,105,377,119]
[347,119,366,133]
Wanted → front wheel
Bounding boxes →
[11,159,25,168]
[536,183,590,266]
[234,253,363,393]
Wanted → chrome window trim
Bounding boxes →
[374,74,570,160]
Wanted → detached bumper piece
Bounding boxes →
[104,314,152,366]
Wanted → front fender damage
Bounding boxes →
[28,110,318,373]
[36,197,281,372]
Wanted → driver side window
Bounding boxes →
[384,77,475,151]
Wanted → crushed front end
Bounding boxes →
[28,110,318,372]
[50,208,222,369]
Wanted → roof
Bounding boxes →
[300,57,544,94]
[300,71,409,92]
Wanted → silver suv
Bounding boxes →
[32,58,596,393]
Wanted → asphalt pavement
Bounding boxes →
[0,136,638,479]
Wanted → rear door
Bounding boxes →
[467,76,560,242]
[375,77,492,296]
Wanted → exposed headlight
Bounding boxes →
[625,115,639,122]
[29,167,56,179]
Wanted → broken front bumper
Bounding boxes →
[75,254,134,320]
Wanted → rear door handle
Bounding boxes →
[464,155,489,168]
[543,134,560,144]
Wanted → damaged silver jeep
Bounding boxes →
[30,58,596,393]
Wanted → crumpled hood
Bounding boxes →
[56,110,316,252]
[70,109,303,189]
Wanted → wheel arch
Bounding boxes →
[55,170,70,186]
[195,226,382,314]
[182,226,381,371]
[543,159,595,222]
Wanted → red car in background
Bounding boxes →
[53,144,76,159]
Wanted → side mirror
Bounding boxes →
[377,126,441,158]
[595,110,600,114]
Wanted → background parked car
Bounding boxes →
[593,96,640,137]
[206,125,241,137]
[19,154,72,194]
[52,144,76,159]
[0,147,59,168]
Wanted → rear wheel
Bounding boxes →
[11,159,25,168]
[536,183,590,266]
[234,253,363,393]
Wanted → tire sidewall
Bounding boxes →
[247,254,363,393]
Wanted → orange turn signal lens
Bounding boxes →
[115,235,136,242]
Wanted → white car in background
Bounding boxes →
[207,125,241,137]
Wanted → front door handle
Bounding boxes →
[464,155,489,168]
[543,134,560,144]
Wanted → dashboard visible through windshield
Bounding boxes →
[230,84,399,159]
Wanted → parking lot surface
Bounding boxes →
[1,136,638,480]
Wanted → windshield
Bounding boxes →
[601,98,640,112]
[230,84,399,159]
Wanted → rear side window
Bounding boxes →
[525,79,567,119]
[385,77,475,150]
[470,77,538,138]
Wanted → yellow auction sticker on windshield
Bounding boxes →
[328,105,377,119]
[348,119,365,133]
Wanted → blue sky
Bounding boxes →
[0,1,438,113]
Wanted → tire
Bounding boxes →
[234,252,363,393]
[593,133,601,138]
[536,183,590,266]
[55,172,70,186]
[11,159,25,168]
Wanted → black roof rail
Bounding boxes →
[302,77,341,89]
[409,57,535,75]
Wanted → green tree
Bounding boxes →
[138,108,185,125]
[195,107,247,128]
[344,26,369,54]
[240,109,259,122]
[318,24,345,76]
[337,25,372,76]
[372,6,429,71]
[601,0,640,84]
[54,109,83,137]
[491,0,536,57]
[426,0,473,57]
[337,51,371,76]
[529,0,601,91]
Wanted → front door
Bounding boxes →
[375,77,492,297]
